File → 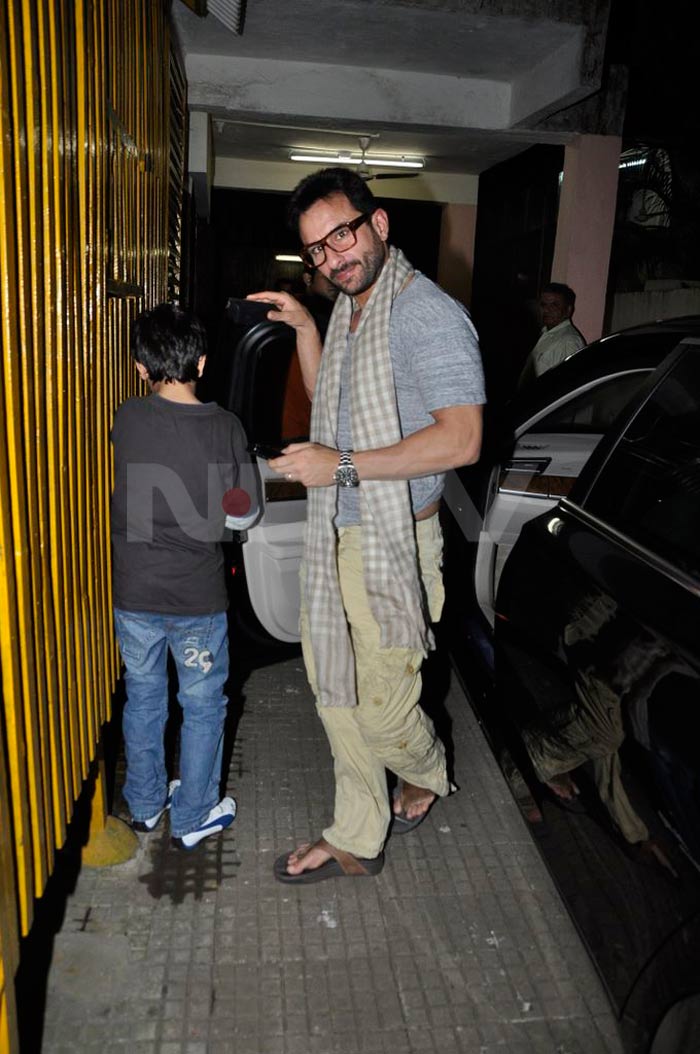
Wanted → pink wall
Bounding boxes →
[438,203,477,307]
[551,134,621,342]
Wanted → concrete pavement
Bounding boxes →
[38,652,623,1054]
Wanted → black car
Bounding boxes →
[491,339,700,1053]
[442,316,700,658]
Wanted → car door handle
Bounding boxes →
[499,468,575,500]
[500,458,554,498]
[502,458,552,474]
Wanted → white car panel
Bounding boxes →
[241,456,305,642]
[475,432,604,626]
[243,521,304,642]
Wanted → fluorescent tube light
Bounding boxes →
[619,158,646,170]
[289,152,424,170]
[275,254,303,262]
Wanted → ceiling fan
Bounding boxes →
[356,136,421,181]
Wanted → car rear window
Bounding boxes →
[528,372,649,433]
[583,348,700,577]
[510,329,693,427]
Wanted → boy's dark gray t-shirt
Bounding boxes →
[111,394,252,615]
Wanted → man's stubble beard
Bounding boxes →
[328,234,387,298]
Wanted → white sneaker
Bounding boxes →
[131,779,181,832]
[172,796,237,850]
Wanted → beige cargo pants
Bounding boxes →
[300,515,450,860]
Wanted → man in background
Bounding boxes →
[301,262,339,335]
[519,282,586,385]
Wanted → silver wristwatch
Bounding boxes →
[333,449,359,487]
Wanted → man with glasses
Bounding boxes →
[249,168,485,883]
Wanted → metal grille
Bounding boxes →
[0,2,184,1047]
[168,38,188,303]
[208,0,247,36]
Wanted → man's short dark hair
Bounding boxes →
[286,167,377,237]
[130,303,206,383]
[542,282,576,309]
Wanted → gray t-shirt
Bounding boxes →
[335,273,485,526]
[111,394,254,615]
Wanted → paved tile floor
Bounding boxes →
[39,653,624,1054]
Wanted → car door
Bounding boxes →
[493,342,700,1052]
[470,369,652,627]
[212,310,308,643]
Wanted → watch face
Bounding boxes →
[334,464,359,487]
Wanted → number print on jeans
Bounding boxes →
[183,647,214,674]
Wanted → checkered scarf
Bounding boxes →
[304,245,433,707]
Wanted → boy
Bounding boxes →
[110,303,257,849]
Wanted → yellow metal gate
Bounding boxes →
[0,2,186,1047]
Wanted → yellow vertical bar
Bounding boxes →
[36,0,68,848]
[59,0,89,789]
[19,0,56,891]
[0,967,19,1054]
[87,0,111,727]
[74,0,98,757]
[3,0,45,920]
[97,0,111,719]
[93,0,109,720]
[67,0,92,780]
[0,0,32,930]
[49,0,79,837]
[51,0,76,822]
[0,705,20,1054]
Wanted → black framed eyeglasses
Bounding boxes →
[300,211,374,267]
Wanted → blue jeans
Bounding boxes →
[113,609,229,837]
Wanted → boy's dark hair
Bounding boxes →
[130,303,206,383]
[542,282,576,309]
[286,167,377,237]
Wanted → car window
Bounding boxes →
[528,373,649,433]
[583,350,700,577]
[212,321,310,445]
[248,338,311,445]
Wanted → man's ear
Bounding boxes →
[371,208,389,242]
[197,355,206,378]
[135,361,150,383]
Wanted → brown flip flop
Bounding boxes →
[391,780,436,834]
[273,837,384,884]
